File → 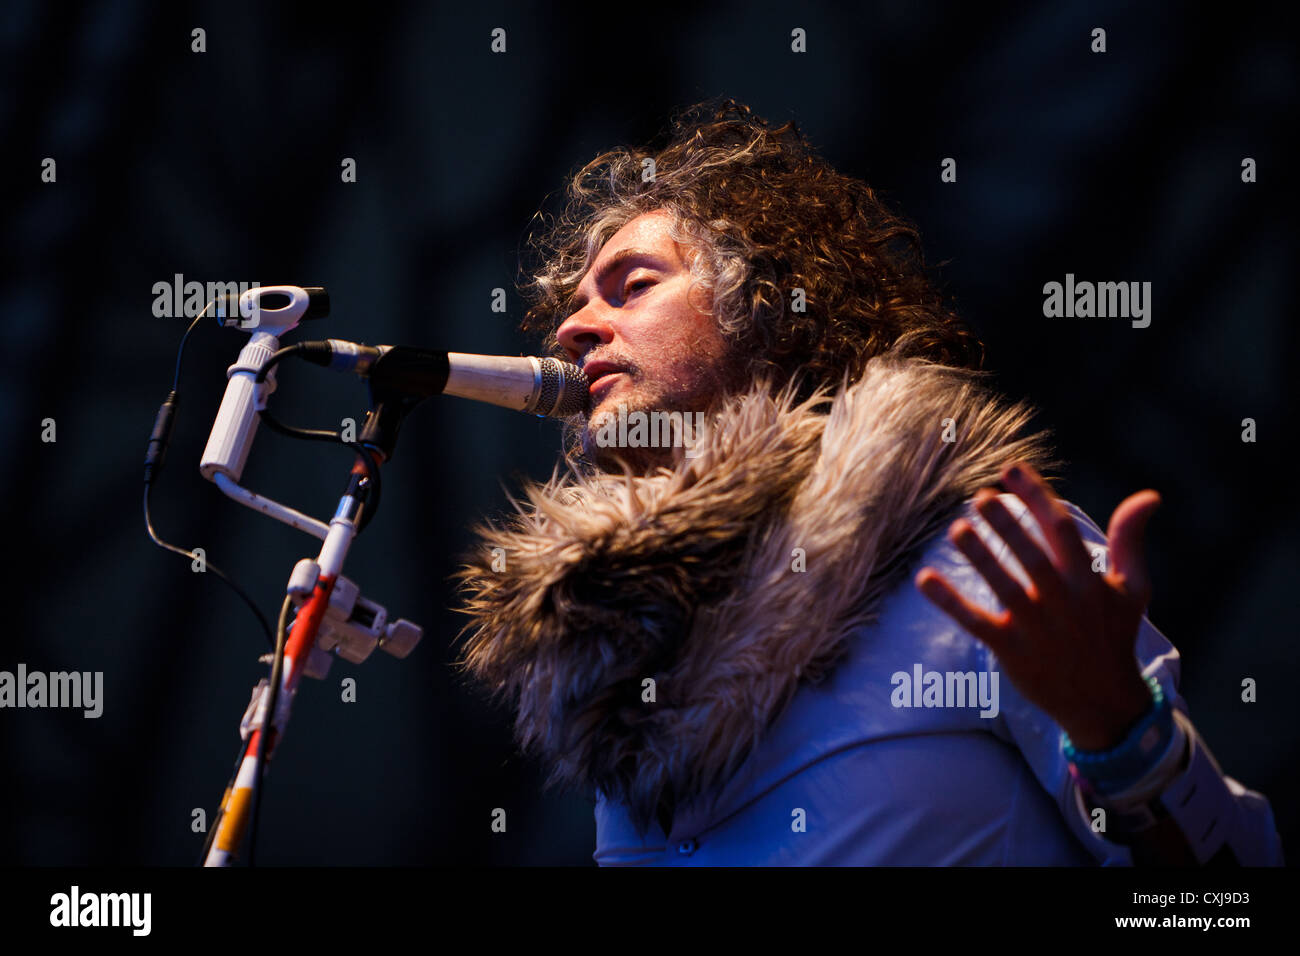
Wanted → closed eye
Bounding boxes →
[623,278,654,299]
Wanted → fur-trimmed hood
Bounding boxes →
[453,347,1055,836]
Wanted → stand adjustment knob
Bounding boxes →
[380,619,422,659]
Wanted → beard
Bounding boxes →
[577,369,748,474]
[579,379,676,473]
[561,337,753,474]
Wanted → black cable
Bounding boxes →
[256,345,341,444]
[254,344,340,443]
[345,441,382,532]
[258,406,344,444]
[197,736,252,866]
[255,415,383,531]
[144,488,274,647]
[172,309,206,391]
[144,300,274,647]
[253,343,305,385]
[252,343,384,530]
[247,594,293,867]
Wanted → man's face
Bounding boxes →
[556,209,741,470]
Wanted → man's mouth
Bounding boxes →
[582,361,628,397]
[588,373,624,401]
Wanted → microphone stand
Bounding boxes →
[196,287,423,866]
[202,464,376,866]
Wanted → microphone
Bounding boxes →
[295,340,590,418]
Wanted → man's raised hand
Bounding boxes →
[914,462,1162,750]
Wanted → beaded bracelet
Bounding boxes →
[1062,675,1175,795]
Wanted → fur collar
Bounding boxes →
[453,348,1055,836]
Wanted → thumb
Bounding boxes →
[1107,489,1161,606]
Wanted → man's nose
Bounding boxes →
[556,304,614,362]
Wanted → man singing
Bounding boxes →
[453,100,1283,866]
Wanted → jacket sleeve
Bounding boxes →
[973,493,1284,866]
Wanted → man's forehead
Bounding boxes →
[587,211,679,275]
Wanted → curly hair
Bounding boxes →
[519,98,984,397]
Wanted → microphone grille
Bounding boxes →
[534,358,589,417]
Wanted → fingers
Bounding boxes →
[1106,489,1160,606]
[948,511,1036,621]
[915,566,1012,655]
[970,486,1067,607]
[1002,462,1094,583]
